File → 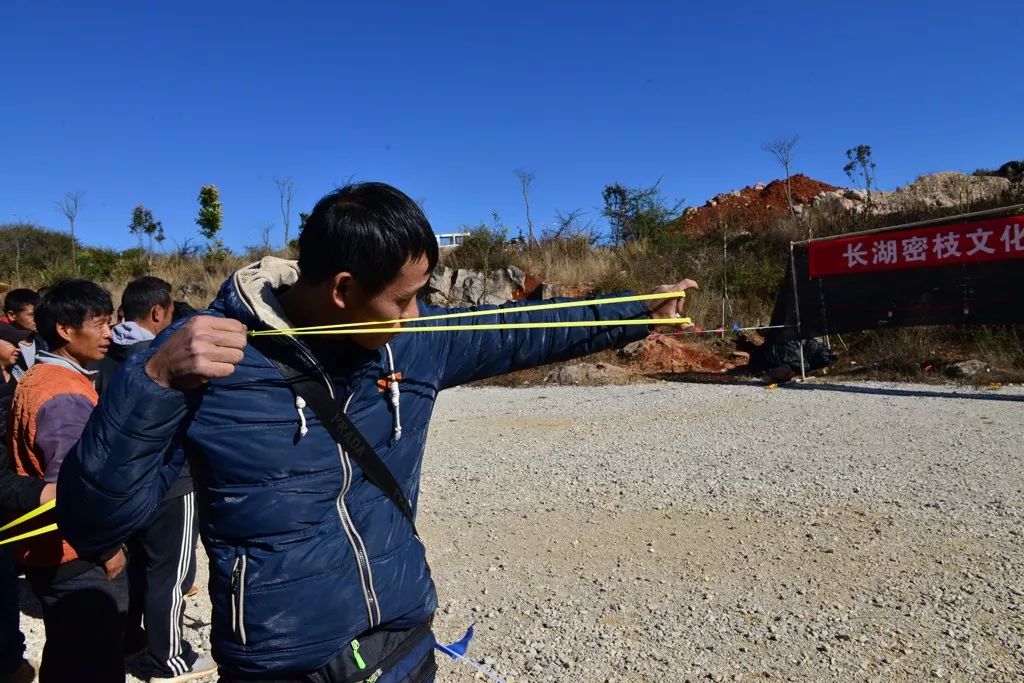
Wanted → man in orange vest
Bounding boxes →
[6,279,128,683]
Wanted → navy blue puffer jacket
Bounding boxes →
[57,258,649,676]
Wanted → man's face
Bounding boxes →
[338,255,431,350]
[8,305,35,332]
[59,314,113,364]
[0,339,19,369]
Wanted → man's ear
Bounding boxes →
[330,272,355,311]
[55,322,75,345]
[150,303,168,326]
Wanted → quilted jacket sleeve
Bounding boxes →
[428,294,651,390]
[57,349,191,556]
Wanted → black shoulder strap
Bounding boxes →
[249,336,417,536]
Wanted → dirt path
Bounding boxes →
[20,380,1024,681]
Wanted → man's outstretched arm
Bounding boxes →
[432,280,696,389]
[58,316,247,556]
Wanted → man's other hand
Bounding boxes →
[103,547,127,580]
[646,279,699,320]
[146,316,248,390]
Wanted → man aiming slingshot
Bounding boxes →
[56,182,695,682]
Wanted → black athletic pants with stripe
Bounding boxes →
[126,491,200,677]
[29,565,129,683]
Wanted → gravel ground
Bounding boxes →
[20,380,1024,682]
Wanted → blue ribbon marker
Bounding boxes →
[436,624,506,682]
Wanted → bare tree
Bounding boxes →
[546,208,600,243]
[761,135,799,214]
[261,223,274,255]
[515,168,537,245]
[55,191,86,273]
[274,177,296,246]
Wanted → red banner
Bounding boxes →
[808,215,1024,278]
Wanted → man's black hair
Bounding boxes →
[121,276,172,322]
[4,288,40,314]
[35,279,113,350]
[297,182,439,292]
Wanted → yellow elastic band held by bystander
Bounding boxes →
[0,523,58,546]
[0,499,58,546]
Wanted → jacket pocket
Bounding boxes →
[230,552,249,645]
[325,621,435,683]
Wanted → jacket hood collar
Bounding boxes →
[213,257,300,331]
[111,321,155,346]
[212,257,384,372]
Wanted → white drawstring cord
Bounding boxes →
[295,395,309,438]
[293,349,400,442]
[384,343,402,441]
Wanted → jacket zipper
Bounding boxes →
[230,553,248,645]
[282,337,381,627]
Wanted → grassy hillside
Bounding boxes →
[3,177,1023,382]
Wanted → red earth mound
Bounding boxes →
[618,336,742,374]
[669,174,838,237]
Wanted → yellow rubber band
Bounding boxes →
[0,523,58,547]
[0,498,55,533]
[249,290,687,337]
[271,317,692,336]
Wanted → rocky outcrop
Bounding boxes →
[544,362,633,385]
[421,264,529,307]
[944,359,989,379]
[422,264,593,308]
[813,172,1012,215]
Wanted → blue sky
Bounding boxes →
[2,1,1021,251]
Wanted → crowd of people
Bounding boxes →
[1,182,693,683]
[1,279,215,683]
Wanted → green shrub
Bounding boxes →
[77,248,121,280]
[445,225,513,271]
[0,223,76,285]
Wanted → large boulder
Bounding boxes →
[421,265,455,305]
[544,362,632,385]
[427,264,530,307]
[451,269,487,305]
[945,359,988,379]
